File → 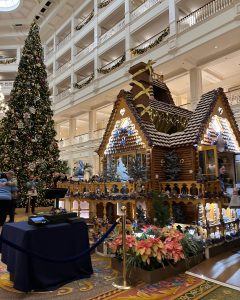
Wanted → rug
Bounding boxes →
[95,274,217,300]
[0,256,120,300]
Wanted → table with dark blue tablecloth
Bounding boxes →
[0,221,93,292]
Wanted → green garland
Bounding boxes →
[73,73,94,89]
[130,27,170,55]
[75,10,94,31]
[0,58,17,64]
[97,54,125,74]
[98,0,113,9]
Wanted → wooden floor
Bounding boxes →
[187,249,240,290]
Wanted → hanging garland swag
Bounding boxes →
[98,0,113,9]
[130,27,170,55]
[97,54,125,74]
[73,73,94,89]
[0,58,17,64]
[75,10,94,31]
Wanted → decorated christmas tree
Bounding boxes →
[128,154,146,181]
[0,22,61,207]
[164,150,180,181]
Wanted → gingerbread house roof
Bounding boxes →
[97,87,240,154]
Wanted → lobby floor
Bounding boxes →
[187,248,240,290]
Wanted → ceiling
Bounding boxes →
[1,0,240,119]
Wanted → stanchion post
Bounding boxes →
[113,205,131,290]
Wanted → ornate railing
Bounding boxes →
[131,0,162,20]
[58,138,71,148]
[99,19,125,44]
[45,49,54,60]
[56,61,71,76]
[55,89,71,102]
[177,0,233,33]
[92,128,106,139]
[226,89,240,106]
[75,10,94,31]
[75,42,95,61]
[97,53,125,74]
[74,133,90,144]
[0,81,14,89]
[130,27,169,55]
[56,33,71,51]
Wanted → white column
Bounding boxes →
[89,110,96,139]
[16,46,21,63]
[168,0,178,36]
[69,118,76,144]
[124,0,132,61]
[189,68,202,111]
[94,0,101,80]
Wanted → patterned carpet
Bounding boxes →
[1,212,240,299]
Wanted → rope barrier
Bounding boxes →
[0,221,118,263]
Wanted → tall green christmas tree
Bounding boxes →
[0,22,61,207]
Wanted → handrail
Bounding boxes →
[56,33,71,51]
[131,0,162,20]
[177,0,233,33]
[99,19,125,44]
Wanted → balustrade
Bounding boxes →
[74,133,90,144]
[177,0,233,33]
[131,0,162,20]
[56,33,71,51]
[75,42,95,61]
[55,61,71,75]
[0,81,14,89]
[99,19,125,44]
[92,128,106,139]
[45,49,54,60]
[55,89,71,102]
[226,89,240,106]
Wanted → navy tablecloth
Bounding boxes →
[0,221,93,292]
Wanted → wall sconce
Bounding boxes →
[180,159,184,164]
[160,159,165,165]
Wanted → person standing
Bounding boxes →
[5,170,18,222]
[26,175,38,214]
[0,174,18,226]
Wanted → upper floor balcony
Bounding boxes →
[0,81,14,95]
[58,128,106,149]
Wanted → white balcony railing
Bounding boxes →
[0,81,14,89]
[45,49,54,60]
[75,42,95,61]
[74,133,90,143]
[131,0,162,20]
[99,19,125,44]
[55,89,71,102]
[56,33,71,51]
[226,89,240,106]
[177,0,233,33]
[47,74,53,82]
[92,128,105,139]
[58,138,71,148]
[55,61,71,76]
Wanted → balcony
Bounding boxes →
[177,0,234,33]
[55,61,71,76]
[55,89,71,102]
[74,133,90,144]
[99,19,125,44]
[0,81,14,94]
[45,49,54,61]
[74,42,95,61]
[131,0,163,20]
[56,34,71,52]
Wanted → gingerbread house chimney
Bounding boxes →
[128,61,154,121]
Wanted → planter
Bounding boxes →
[111,254,204,284]
[205,237,240,259]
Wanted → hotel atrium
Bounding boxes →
[1,0,240,175]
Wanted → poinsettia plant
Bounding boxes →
[108,225,203,271]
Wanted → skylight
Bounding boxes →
[0,0,20,12]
